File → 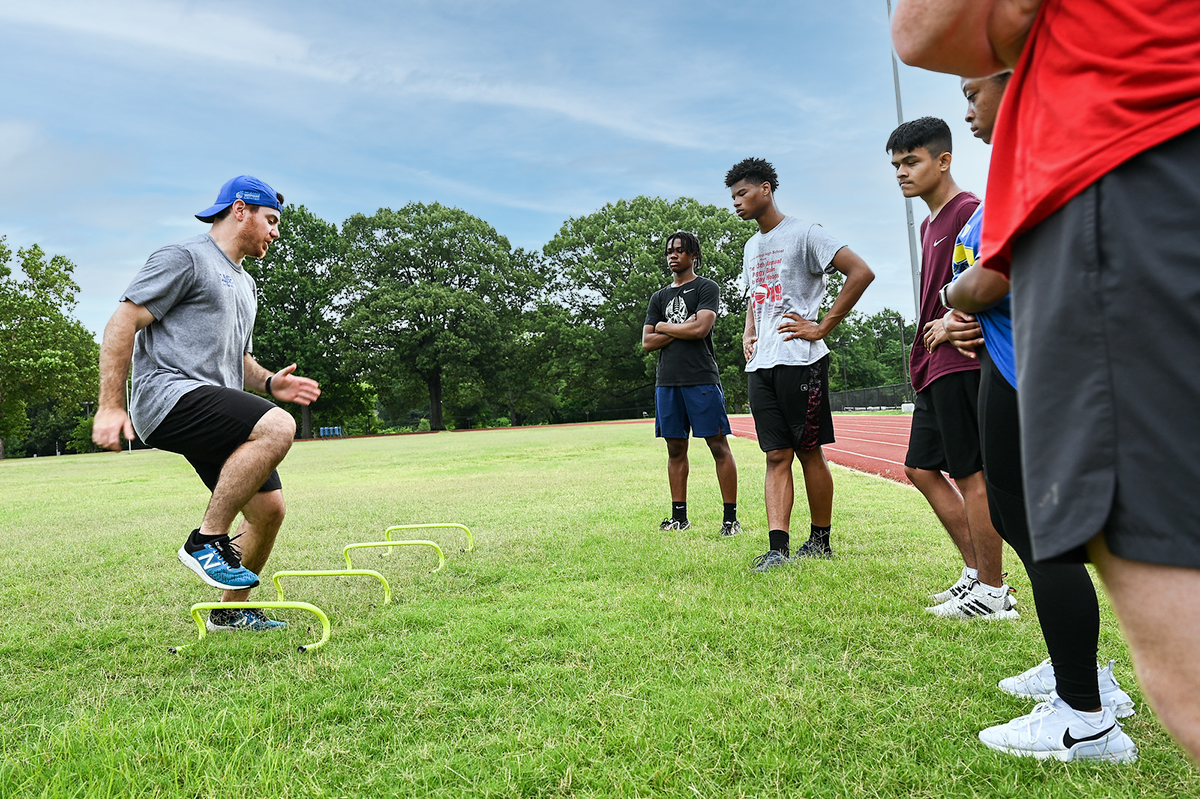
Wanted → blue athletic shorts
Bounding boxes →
[655,384,732,439]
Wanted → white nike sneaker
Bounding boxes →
[979,697,1138,762]
[930,568,975,604]
[926,583,1019,619]
[999,659,1136,718]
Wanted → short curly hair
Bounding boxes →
[664,231,702,266]
[725,158,779,192]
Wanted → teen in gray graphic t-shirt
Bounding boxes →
[741,215,844,371]
[120,234,258,439]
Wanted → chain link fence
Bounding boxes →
[829,382,913,412]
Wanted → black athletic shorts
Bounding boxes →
[747,357,835,453]
[1012,124,1200,567]
[144,385,282,493]
[904,369,983,479]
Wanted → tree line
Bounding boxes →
[1,199,917,457]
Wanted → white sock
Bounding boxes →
[1073,707,1106,725]
[979,582,1005,597]
[965,567,978,581]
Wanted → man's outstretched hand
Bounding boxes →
[271,364,322,405]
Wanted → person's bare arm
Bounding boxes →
[743,304,757,362]
[244,354,321,405]
[778,247,875,342]
[93,301,155,451]
[655,309,716,341]
[643,324,674,352]
[891,0,1041,75]
[944,264,1011,312]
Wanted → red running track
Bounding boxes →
[728,413,912,485]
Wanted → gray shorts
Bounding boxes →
[1011,124,1200,566]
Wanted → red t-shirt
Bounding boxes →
[981,0,1200,276]
[911,191,981,393]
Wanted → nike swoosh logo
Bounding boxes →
[683,289,694,293]
[1062,725,1116,748]
[934,237,948,246]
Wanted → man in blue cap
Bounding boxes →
[93,176,321,633]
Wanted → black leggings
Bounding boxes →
[978,347,1101,711]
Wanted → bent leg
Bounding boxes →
[1089,536,1200,763]
[665,438,689,502]
[906,466,974,567]
[795,446,833,528]
[222,489,287,603]
[705,435,737,504]
[201,407,296,537]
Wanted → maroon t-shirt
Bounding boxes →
[910,191,981,393]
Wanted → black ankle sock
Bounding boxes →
[768,529,790,557]
[810,524,831,546]
[723,503,737,523]
[672,502,687,522]
[186,528,221,552]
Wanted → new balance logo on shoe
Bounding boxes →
[197,549,224,569]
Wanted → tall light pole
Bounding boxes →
[893,313,911,396]
[886,0,923,320]
[836,339,849,390]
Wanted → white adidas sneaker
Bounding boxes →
[930,568,975,604]
[978,697,1138,762]
[999,658,1136,718]
[926,582,1019,619]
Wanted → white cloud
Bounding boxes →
[0,0,355,82]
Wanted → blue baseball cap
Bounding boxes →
[195,175,284,222]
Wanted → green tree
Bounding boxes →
[341,203,523,430]
[542,197,756,414]
[0,238,99,459]
[827,309,916,393]
[244,205,371,437]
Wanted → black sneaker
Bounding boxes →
[659,518,691,531]
[749,550,790,572]
[719,520,742,537]
[794,538,833,559]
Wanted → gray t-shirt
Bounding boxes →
[741,215,844,371]
[120,234,257,438]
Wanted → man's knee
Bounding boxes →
[905,464,936,487]
[253,407,297,446]
[665,438,689,459]
[954,469,987,495]
[245,489,286,528]
[765,448,794,468]
[795,446,825,465]
[705,435,731,459]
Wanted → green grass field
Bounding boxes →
[1,423,1195,797]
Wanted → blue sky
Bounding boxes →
[0,0,991,339]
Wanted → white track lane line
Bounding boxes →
[822,447,907,467]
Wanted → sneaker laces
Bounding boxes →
[210,534,246,569]
[751,551,783,568]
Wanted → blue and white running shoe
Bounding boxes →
[177,529,260,590]
[206,607,288,633]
